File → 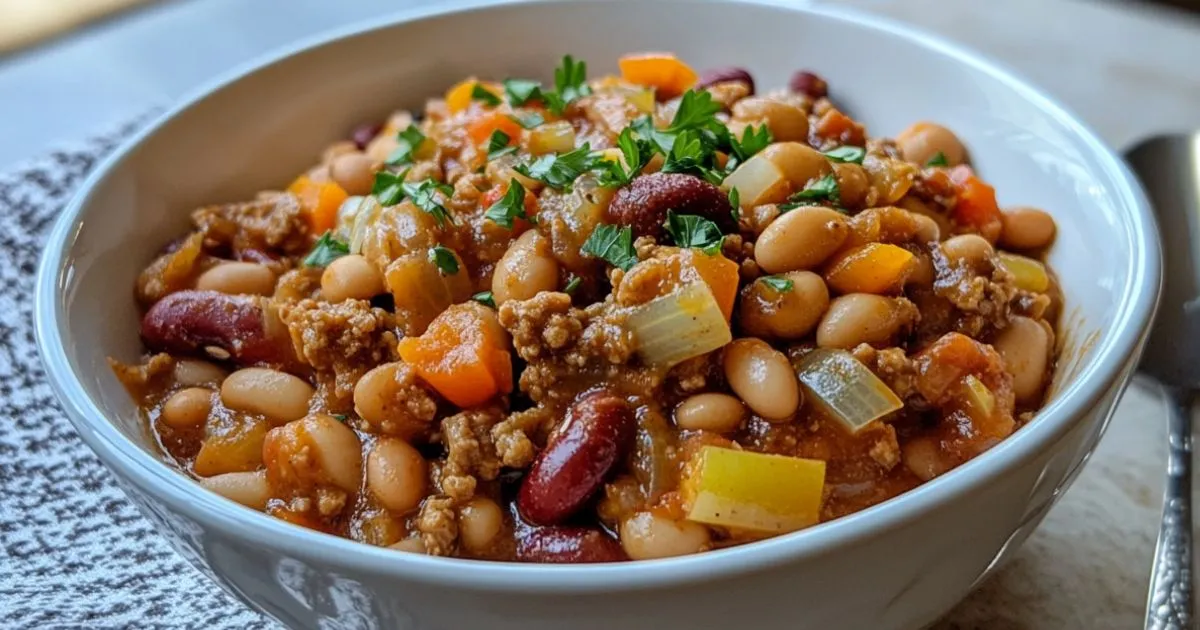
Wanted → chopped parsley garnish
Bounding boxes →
[760,275,794,293]
[331,414,348,422]
[371,169,409,206]
[483,179,529,228]
[581,223,638,271]
[660,128,724,185]
[302,231,350,268]
[563,276,582,295]
[728,124,772,168]
[429,245,460,275]
[925,151,949,167]
[515,144,595,190]
[472,291,496,308]
[631,115,677,155]
[509,111,545,129]
[486,130,517,160]
[504,78,543,106]
[665,211,724,255]
[386,124,427,166]
[780,174,840,209]
[401,179,455,227]
[822,145,866,164]
[728,187,741,221]
[470,84,501,107]
[595,128,653,188]
[666,90,723,134]
[542,55,591,115]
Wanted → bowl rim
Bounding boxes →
[35,0,1161,593]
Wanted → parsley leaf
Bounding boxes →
[823,145,866,164]
[331,414,348,422]
[386,124,427,166]
[595,128,653,188]
[515,144,595,190]
[760,275,794,292]
[925,151,948,167]
[581,223,638,270]
[371,170,409,206]
[728,187,741,221]
[483,179,529,228]
[429,245,460,275]
[666,211,724,255]
[472,291,496,308]
[660,128,724,185]
[302,231,350,268]
[784,174,840,205]
[504,79,543,105]
[401,179,455,227]
[543,55,591,115]
[563,276,581,295]
[509,111,545,129]
[631,115,677,155]
[667,90,723,134]
[486,130,517,160]
[471,84,501,107]
[728,124,772,167]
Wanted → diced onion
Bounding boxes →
[796,348,903,433]
[628,282,732,367]
[722,152,789,207]
[621,87,657,114]
[347,196,382,254]
[997,252,1049,292]
[683,445,825,534]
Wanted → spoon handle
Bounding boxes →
[1146,387,1194,630]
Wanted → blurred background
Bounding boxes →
[0,0,1198,171]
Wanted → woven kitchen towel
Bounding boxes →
[0,122,1164,629]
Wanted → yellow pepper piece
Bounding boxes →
[997,252,1049,292]
[445,78,503,114]
[962,374,995,421]
[683,446,825,534]
[823,242,915,294]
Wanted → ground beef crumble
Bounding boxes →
[438,406,505,501]
[279,298,398,408]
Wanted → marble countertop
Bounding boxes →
[3,0,1199,627]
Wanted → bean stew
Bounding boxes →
[112,53,1062,563]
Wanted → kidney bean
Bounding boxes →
[517,390,635,525]
[516,526,628,563]
[350,121,383,150]
[140,290,292,366]
[696,67,755,95]
[606,173,736,239]
[789,70,828,99]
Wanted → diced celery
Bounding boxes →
[684,446,825,533]
[527,121,577,155]
[628,282,732,367]
[796,348,903,433]
[997,252,1049,292]
[623,88,657,115]
[962,374,995,420]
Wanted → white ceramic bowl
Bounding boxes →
[35,1,1160,628]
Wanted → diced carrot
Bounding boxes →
[823,243,916,294]
[288,175,348,235]
[396,303,513,408]
[815,109,861,143]
[618,52,697,99]
[949,165,1001,229]
[445,78,503,114]
[467,111,524,145]
[676,249,739,321]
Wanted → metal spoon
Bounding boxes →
[1126,133,1199,630]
